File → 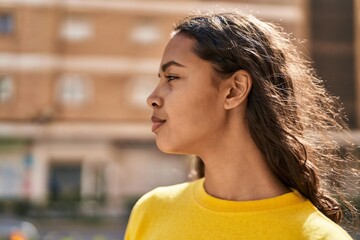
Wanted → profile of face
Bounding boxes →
[147,34,231,155]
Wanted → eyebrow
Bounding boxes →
[160,60,185,73]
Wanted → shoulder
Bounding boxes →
[125,180,197,238]
[301,201,353,240]
[131,179,197,215]
[125,180,199,239]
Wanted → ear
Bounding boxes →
[223,70,252,110]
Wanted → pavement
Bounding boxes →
[31,217,128,240]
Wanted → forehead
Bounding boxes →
[160,34,200,67]
[164,34,194,53]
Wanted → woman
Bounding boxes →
[125,12,357,239]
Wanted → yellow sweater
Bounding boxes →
[125,178,352,240]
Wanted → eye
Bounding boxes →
[166,75,179,82]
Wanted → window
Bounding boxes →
[125,76,157,108]
[57,74,91,105]
[0,13,14,34]
[130,23,161,45]
[60,15,93,42]
[0,76,14,102]
[0,156,23,198]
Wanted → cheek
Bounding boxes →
[170,93,216,127]
[155,92,224,153]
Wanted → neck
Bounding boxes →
[198,118,289,201]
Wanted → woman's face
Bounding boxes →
[147,34,227,155]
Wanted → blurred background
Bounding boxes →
[0,0,359,239]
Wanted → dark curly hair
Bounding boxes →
[174,12,359,226]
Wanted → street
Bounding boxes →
[32,218,127,240]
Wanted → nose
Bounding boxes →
[147,90,163,108]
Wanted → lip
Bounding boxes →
[151,116,166,133]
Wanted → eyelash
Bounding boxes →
[165,75,179,82]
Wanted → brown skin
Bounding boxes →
[147,34,289,201]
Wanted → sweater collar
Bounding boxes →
[193,178,307,212]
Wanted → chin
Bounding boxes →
[156,139,189,155]
[156,143,179,154]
